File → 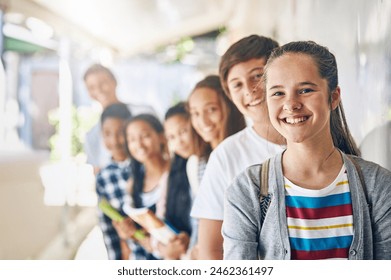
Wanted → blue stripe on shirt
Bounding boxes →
[289,235,353,251]
[285,192,352,209]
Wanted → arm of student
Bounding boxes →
[190,149,228,259]
[112,217,138,240]
[371,166,391,259]
[157,232,190,260]
[97,210,122,259]
[222,170,260,260]
[96,181,122,259]
[197,219,224,259]
[120,239,131,260]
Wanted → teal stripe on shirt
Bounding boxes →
[289,235,353,251]
[285,192,352,209]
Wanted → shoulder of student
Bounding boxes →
[225,164,263,217]
[208,128,248,159]
[350,155,391,198]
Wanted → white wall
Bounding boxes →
[224,0,391,146]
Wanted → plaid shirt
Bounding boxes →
[96,158,131,260]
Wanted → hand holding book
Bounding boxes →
[123,204,178,245]
[98,199,146,241]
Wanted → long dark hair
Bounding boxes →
[165,154,192,235]
[264,41,360,156]
[124,114,166,208]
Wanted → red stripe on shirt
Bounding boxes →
[286,204,353,219]
[291,247,350,260]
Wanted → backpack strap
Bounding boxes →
[259,158,271,228]
[260,158,270,198]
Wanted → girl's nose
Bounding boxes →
[283,99,302,112]
[200,113,211,126]
[244,82,253,97]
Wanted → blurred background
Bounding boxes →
[0,0,390,259]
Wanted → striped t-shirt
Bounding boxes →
[285,165,354,260]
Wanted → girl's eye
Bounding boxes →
[207,107,217,113]
[254,72,264,80]
[229,82,242,91]
[271,91,284,97]
[233,82,242,89]
[141,133,150,139]
[299,88,314,94]
[179,128,188,135]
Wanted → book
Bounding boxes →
[123,204,178,245]
[98,199,146,241]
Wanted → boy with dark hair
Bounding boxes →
[190,35,285,259]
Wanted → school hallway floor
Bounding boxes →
[0,148,107,260]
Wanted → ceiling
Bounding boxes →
[1,0,235,57]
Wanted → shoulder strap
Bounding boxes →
[259,158,271,233]
[260,158,270,198]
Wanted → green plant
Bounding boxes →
[48,106,99,161]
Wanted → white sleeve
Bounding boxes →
[84,129,99,166]
[186,155,199,195]
[190,149,228,221]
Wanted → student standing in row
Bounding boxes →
[223,41,391,260]
[186,75,246,259]
[187,75,246,193]
[162,102,197,259]
[83,64,155,173]
[191,35,285,259]
[95,103,132,260]
[117,114,171,259]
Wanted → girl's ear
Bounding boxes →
[331,86,341,110]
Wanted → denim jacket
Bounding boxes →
[223,151,391,260]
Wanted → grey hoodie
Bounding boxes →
[223,151,391,260]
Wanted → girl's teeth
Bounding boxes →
[286,117,307,124]
[249,99,261,106]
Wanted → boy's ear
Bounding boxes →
[331,87,341,110]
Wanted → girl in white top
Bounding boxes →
[187,75,246,259]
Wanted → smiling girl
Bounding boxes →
[187,75,246,188]
[188,75,246,151]
[223,41,391,260]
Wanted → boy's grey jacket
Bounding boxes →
[223,151,391,260]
